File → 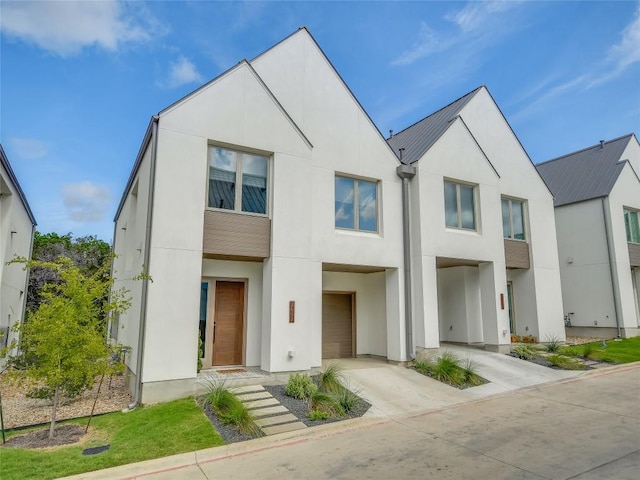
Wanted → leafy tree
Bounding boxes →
[3,255,131,439]
[27,232,112,317]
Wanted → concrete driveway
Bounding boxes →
[61,363,640,480]
[338,345,582,417]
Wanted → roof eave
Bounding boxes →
[0,144,37,226]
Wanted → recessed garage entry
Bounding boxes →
[322,293,355,359]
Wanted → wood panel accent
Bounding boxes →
[629,242,640,267]
[203,210,270,260]
[504,239,530,269]
[212,281,244,366]
[322,293,354,359]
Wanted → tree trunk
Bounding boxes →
[49,385,59,439]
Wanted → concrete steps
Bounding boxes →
[231,385,307,435]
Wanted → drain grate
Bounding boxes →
[82,444,110,455]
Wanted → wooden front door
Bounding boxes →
[322,293,354,359]
[212,281,244,366]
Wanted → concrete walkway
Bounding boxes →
[59,363,640,480]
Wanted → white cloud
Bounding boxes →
[163,56,204,88]
[61,182,111,222]
[0,1,162,56]
[513,6,640,123]
[392,1,520,66]
[391,22,450,66]
[8,137,48,159]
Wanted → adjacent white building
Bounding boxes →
[537,134,640,338]
[112,29,566,403]
[388,87,565,354]
[0,145,36,353]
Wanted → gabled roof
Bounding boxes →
[536,134,636,207]
[0,144,37,225]
[387,86,483,164]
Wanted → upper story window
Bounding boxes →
[444,180,476,230]
[335,175,378,232]
[502,198,526,240]
[624,208,640,243]
[208,146,268,215]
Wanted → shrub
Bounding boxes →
[513,345,533,360]
[547,355,584,370]
[202,378,262,437]
[333,382,361,413]
[413,360,433,374]
[285,373,317,399]
[544,335,563,353]
[309,390,345,417]
[511,335,521,343]
[521,335,538,344]
[431,351,464,385]
[308,409,329,421]
[318,363,345,393]
[461,357,484,386]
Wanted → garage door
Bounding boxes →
[322,293,354,359]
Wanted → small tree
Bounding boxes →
[3,255,132,439]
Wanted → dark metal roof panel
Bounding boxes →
[387,86,483,164]
[536,134,634,207]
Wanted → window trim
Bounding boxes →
[444,179,477,231]
[334,174,380,233]
[502,196,527,242]
[624,208,640,244]
[206,144,270,217]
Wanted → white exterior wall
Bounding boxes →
[111,143,152,378]
[555,199,617,329]
[458,89,565,341]
[412,119,510,350]
[115,30,406,399]
[0,159,34,353]
[605,162,640,333]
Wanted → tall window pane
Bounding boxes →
[512,201,525,240]
[199,282,208,352]
[460,184,475,229]
[444,182,458,228]
[209,148,236,210]
[241,154,268,214]
[335,177,355,229]
[358,180,377,232]
[627,210,640,243]
[502,198,511,238]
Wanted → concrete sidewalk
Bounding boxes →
[59,359,639,480]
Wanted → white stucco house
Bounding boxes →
[112,28,566,404]
[537,134,640,338]
[388,86,565,353]
[0,144,36,353]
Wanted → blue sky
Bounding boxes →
[1,1,639,242]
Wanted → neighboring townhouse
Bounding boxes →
[113,29,568,404]
[388,86,566,354]
[537,134,640,338]
[112,28,407,403]
[0,145,36,353]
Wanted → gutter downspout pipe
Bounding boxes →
[601,198,622,338]
[396,159,417,360]
[130,116,160,408]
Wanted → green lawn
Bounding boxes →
[561,336,640,364]
[0,398,224,480]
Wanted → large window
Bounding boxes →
[624,208,640,243]
[208,146,268,214]
[444,181,476,230]
[502,198,526,240]
[335,176,378,232]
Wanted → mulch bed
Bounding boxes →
[199,382,370,444]
[2,424,86,449]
